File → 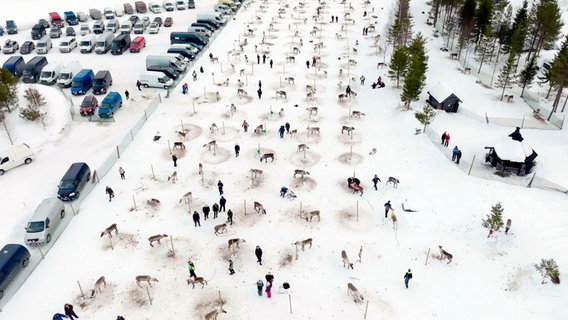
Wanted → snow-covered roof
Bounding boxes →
[428,82,459,102]
[494,138,535,162]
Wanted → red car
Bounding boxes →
[80,95,98,116]
[164,17,173,27]
[129,36,146,53]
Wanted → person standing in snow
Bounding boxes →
[242,120,249,132]
[285,122,290,133]
[404,269,413,288]
[234,144,240,157]
[192,70,197,81]
[452,146,459,161]
[372,174,381,190]
[257,88,262,99]
[265,272,274,283]
[266,281,272,298]
[136,80,141,91]
[192,211,201,227]
[228,260,235,275]
[384,200,392,218]
[64,304,78,320]
[360,75,365,85]
[255,245,263,265]
[227,209,233,225]
[441,131,447,145]
[119,167,126,180]
[212,203,220,218]
[220,196,227,212]
[505,219,512,235]
[172,154,178,167]
[217,180,224,195]
[202,205,210,220]
[456,149,462,165]
[256,280,264,296]
[444,133,450,147]
[106,186,114,202]
[279,125,286,138]
[188,261,197,278]
[306,60,310,69]
[124,90,130,100]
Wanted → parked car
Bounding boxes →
[141,16,150,27]
[153,17,163,27]
[38,19,50,29]
[164,17,173,27]
[24,198,66,245]
[163,0,175,12]
[129,15,140,26]
[36,37,53,54]
[129,36,146,52]
[133,21,146,34]
[104,7,115,20]
[57,162,91,201]
[50,27,62,39]
[98,92,123,118]
[64,11,78,25]
[2,40,19,54]
[89,8,103,20]
[6,20,18,34]
[93,20,105,34]
[49,12,64,28]
[76,11,89,22]
[19,41,35,55]
[31,23,47,40]
[123,3,134,15]
[0,244,31,300]
[66,27,76,37]
[80,24,91,36]
[148,22,160,34]
[0,144,34,176]
[71,69,94,95]
[59,37,77,53]
[79,95,98,116]
[0,26,4,36]
[92,70,113,94]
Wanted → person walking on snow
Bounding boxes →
[242,120,249,132]
[136,80,141,91]
[228,260,235,275]
[106,186,114,202]
[255,245,263,265]
[360,75,365,85]
[444,132,450,147]
[441,131,447,145]
[404,269,413,288]
[372,174,381,190]
[266,282,272,298]
[192,211,201,227]
[192,70,197,81]
[306,60,310,69]
[456,149,462,165]
[124,90,130,100]
[256,280,264,296]
[188,261,197,278]
[279,125,286,138]
[384,200,392,218]
[270,59,273,68]
[119,166,126,180]
[219,196,227,212]
[285,122,290,133]
[212,203,220,218]
[217,180,224,195]
[257,88,263,99]
[202,205,210,220]
[64,304,79,320]
[172,154,178,167]
[452,146,459,161]
[227,209,233,225]
[234,144,240,157]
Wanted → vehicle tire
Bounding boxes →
[164,85,168,89]
[0,290,4,300]
[24,158,32,164]
[46,234,52,243]
[60,210,66,219]
[0,170,5,175]
[144,84,149,88]
[23,258,30,267]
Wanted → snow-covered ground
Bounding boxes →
[1,0,567,319]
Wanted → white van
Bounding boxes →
[36,36,53,54]
[57,61,83,87]
[149,2,162,13]
[80,24,91,36]
[214,4,232,15]
[95,32,114,54]
[114,4,125,17]
[187,26,211,38]
[163,0,175,11]
[139,71,174,89]
[106,19,119,33]
[104,7,115,19]
[39,62,63,85]
[120,20,133,34]
[176,0,186,10]
[79,34,97,53]
[0,144,34,175]
[24,198,66,245]
[197,13,226,25]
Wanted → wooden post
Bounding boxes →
[116,145,120,159]
[151,165,156,180]
[356,200,359,221]
[244,199,247,216]
[167,140,172,154]
[108,234,114,250]
[289,294,293,314]
[169,235,175,254]
[425,247,430,265]
[467,155,476,175]
[364,300,369,319]
[132,195,137,211]
[77,280,85,300]
[37,245,45,259]
[180,120,185,131]
[222,121,226,135]
[145,286,152,305]
[192,101,196,114]
[350,145,353,160]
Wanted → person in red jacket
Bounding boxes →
[444,132,451,147]
[64,304,78,320]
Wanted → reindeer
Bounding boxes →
[135,275,159,287]
[439,246,453,264]
[204,308,227,320]
[100,223,118,238]
[306,107,318,115]
[168,171,178,183]
[306,91,315,100]
[173,141,186,150]
[348,59,357,65]
[288,129,297,137]
[240,69,245,76]
[260,153,275,163]
[286,56,295,63]
[341,250,354,269]
[297,144,309,153]
[237,88,248,97]
[338,93,347,101]
[391,212,398,230]
[293,47,301,54]
[203,140,217,151]
[179,191,192,204]
[228,238,246,251]
[352,185,364,196]
[284,77,295,84]
[90,276,107,297]
[148,234,168,247]
[177,129,190,140]
[347,283,364,303]
[351,111,366,118]
[353,47,358,54]
[214,223,228,235]
[249,168,263,180]
[377,62,387,68]
[210,123,218,133]
[386,177,400,188]
[253,124,264,135]
[276,90,287,99]
[342,126,355,134]
[306,85,316,93]
[187,277,208,289]
[294,169,310,178]
[210,56,219,63]
[198,163,203,176]
[278,108,285,118]
[505,95,514,103]
[294,238,313,251]
[230,104,237,114]
[307,127,320,135]
[303,210,320,222]
[253,201,267,214]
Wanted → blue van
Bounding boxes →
[169,32,208,48]
[0,244,31,300]
[2,56,25,77]
[98,92,123,118]
[71,69,95,95]
[57,162,91,201]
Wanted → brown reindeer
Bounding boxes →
[148,234,168,247]
[135,275,159,287]
[177,130,190,140]
[305,85,316,93]
[297,144,309,152]
[204,308,227,320]
[294,169,310,178]
[168,171,178,183]
[214,223,228,235]
[288,129,297,137]
[228,238,246,250]
[254,124,264,135]
[306,91,315,100]
[347,283,364,303]
[187,277,208,289]
[292,47,301,54]
[276,90,287,99]
[306,107,318,115]
[210,123,218,133]
[253,201,266,214]
[100,223,118,238]
[173,141,186,150]
[237,88,248,97]
[348,59,357,65]
[284,77,295,84]
[338,93,347,101]
[303,210,320,222]
[293,238,313,251]
[210,57,219,63]
[90,276,107,297]
[260,153,275,163]
[351,111,366,118]
[249,168,263,180]
[439,246,453,264]
[307,127,320,135]
[179,191,192,204]
[286,56,295,63]
[342,126,355,134]
[341,250,354,269]
[203,140,217,151]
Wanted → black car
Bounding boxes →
[50,27,62,38]
[66,26,76,36]
[153,17,163,27]
[38,19,50,29]
[19,41,35,54]
[129,15,140,26]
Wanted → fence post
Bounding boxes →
[467,155,476,175]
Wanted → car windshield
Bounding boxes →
[101,103,112,110]
[23,70,33,76]
[60,73,71,80]
[41,71,53,78]
[37,43,46,47]
[72,80,82,87]
[59,180,75,189]
[26,221,45,233]
[93,79,104,86]
[81,99,93,107]
[61,41,69,46]
[80,41,90,46]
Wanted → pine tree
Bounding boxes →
[496,53,517,100]
[503,0,529,55]
[535,258,561,284]
[414,104,436,132]
[482,202,505,237]
[387,0,414,49]
[388,47,409,88]
[473,0,493,46]
[547,34,568,118]
[401,34,428,109]
[518,54,538,97]
[0,68,19,113]
[474,31,497,73]
[20,87,47,122]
